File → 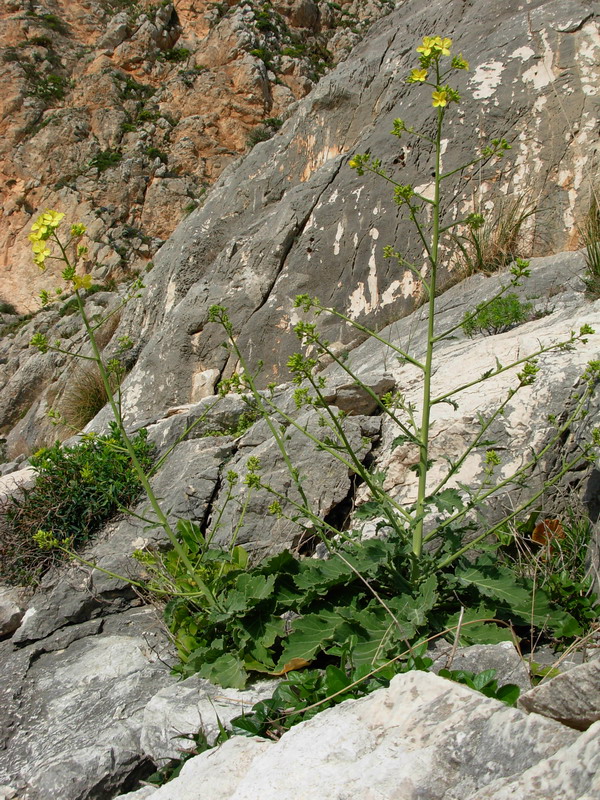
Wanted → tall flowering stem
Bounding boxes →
[28,214,220,609]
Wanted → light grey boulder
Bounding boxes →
[104,0,599,429]
[120,670,596,800]
[0,586,29,639]
[210,407,377,556]
[518,659,600,731]
[0,608,177,800]
[0,466,35,504]
[141,674,280,764]
[430,641,532,692]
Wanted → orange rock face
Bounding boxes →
[0,0,394,311]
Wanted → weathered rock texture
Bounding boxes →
[1,0,597,461]
[114,671,600,800]
[0,0,396,312]
[0,1,599,798]
[519,659,600,731]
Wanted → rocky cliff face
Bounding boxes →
[1,0,597,461]
[1,0,395,312]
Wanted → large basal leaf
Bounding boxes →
[443,605,513,645]
[456,564,581,636]
[293,556,354,593]
[387,575,438,627]
[338,604,416,668]
[199,653,248,689]
[275,610,344,670]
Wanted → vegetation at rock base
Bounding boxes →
[0,424,154,586]
[580,195,600,298]
[461,292,533,337]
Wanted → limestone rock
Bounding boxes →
[119,671,597,800]
[518,659,600,731]
[0,585,29,639]
[141,674,280,764]
[0,609,177,800]
[430,641,532,692]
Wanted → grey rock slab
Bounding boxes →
[0,466,35,503]
[141,674,280,763]
[0,608,176,800]
[467,721,600,800]
[342,252,600,530]
[518,659,600,731]
[210,407,374,557]
[430,641,532,692]
[129,670,588,800]
[104,0,600,427]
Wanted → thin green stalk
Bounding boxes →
[51,231,221,609]
[412,102,444,560]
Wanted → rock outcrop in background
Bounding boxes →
[1,0,395,312]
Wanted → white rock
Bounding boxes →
[132,671,596,800]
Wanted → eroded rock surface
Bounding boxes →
[114,671,600,800]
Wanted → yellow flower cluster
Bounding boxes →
[29,210,64,269]
[416,36,452,58]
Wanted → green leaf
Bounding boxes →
[431,488,464,514]
[275,610,342,670]
[294,557,353,592]
[199,653,248,689]
[354,501,385,520]
[456,563,581,637]
[440,603,511,645]
[495,683,520,705]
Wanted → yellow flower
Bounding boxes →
[73,274,93,290]
[31,240,51,268]
[30,210,65,241]
[409,68,428,82]
[433,36,452,56]
[416,36,435,57]
[432,90,448,107]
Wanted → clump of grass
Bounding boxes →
[59,363,120,430]
[453,195,536,276]
[579,196,600,297]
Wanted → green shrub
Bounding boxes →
[89,149,122,172]
[29,73,67,101]
[0,424,154,586]
[145,146,168,163]
[461,293,532,337]
[158,47,190,63]
[0,301,18,315]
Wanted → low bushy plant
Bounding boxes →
[0,424,154,585]
[461,292,532,336]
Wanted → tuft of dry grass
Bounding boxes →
[59,363,119,431]
[579,196,600,298]
[452,194,537,277]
